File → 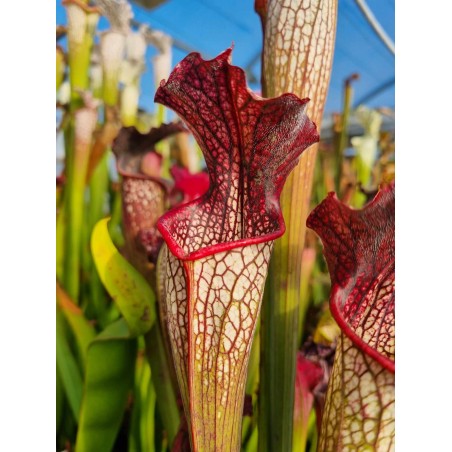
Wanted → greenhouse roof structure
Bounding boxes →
[56,0,394,118]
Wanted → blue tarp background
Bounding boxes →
[56,0,394,117]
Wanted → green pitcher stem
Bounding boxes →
[155,104,170,179]
[64,141,87,301]
[259,229,300,451]
[297,248,316,347]
[242,322,260,445]
[87,153,110,321]
[257,1,338,449]
[63,0,98,300]
[145,322,181,446]
[62,119,78,300]
[335,74,359,193]
[108,182,125,248]
[64,106,97,301]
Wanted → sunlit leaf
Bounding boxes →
[75,319,137,452]
[91,217,156,336]
[57,282,96,369]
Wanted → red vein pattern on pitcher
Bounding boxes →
[155,48,319,451]
[307,183,395,451]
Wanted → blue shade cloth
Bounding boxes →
[56,0,394,116]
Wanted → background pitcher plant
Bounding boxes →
[307,183,395,451]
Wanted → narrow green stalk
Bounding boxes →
[350,107,382,207]
[242,328,260,445]
[130,352,156,452]
[142,376,157,451]
[56,308,83,421]
[63,106,98,301]
[246,322,260,396]
[242,416,252,446]
[307,410,318,452]
[293,403,317,452]
[103,76,121,108]
[63,120,77,298]
[297,248,316,347]
[259,240,299,450]
[88,153,108,233]
[56,366,64,434]
[81,197,92,307]
[108,182,125,248]
[56,202,66,283]
[145,321,180,447]
[156,104,166,126]
[313,150,328,207]
[155,104,170,178]
[244,426,258,452]
[87,153,110,322]
[63,0,98,300]
[292,414,306,452]
[129,355,145,452]
[351,156,368,207]
[335,73,359,192]
[59,119,75,290]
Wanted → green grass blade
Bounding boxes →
[145,323,180,446]
[86,153,110,324]
[57,282,96,369]
[75,319,137,452]
[129,353,147,452]
[56,366,65,434]
[56,203,66,283]
[141,374,156,451]
[56,308,83,422]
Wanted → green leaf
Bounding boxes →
[145,324,180,446]
[56,205,66,283]
[57,282,96,369]
[56,308,83,422]
[86,154,110,324]
[135,355,156,451]
[129,354,146,452]
[56,366,64,434]
[91,218,155,336]
[75,319,137,452]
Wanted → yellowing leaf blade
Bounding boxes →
[91,218,156,336]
